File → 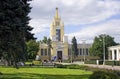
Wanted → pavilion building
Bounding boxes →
[108,45,120,61]
[38,8,93,61]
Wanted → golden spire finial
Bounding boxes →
[55,7,59,18]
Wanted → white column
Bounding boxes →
[119,49,120,61]
[117,49,119,60]
[108,50,111,60]
[112,49,114,60]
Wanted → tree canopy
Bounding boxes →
[71,36,78,56]
[0,0,34,67]
[26,40,39,60]
[40,36,52,46]
[89,34,117,59]
[41,36,48,44]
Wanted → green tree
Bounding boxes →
[89,34,117,59]
[42,36,48,43]
[71,36,78,57]
[26,40,39,60]
[0,0,34,67]
[41,36,52,48]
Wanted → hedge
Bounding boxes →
[85,60,96,64]
[105,61,120,66]
[85,60,120,66]
[89,71,119,79]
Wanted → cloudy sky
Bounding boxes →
[29,0,120,43]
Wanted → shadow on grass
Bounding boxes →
[0,73,90,79]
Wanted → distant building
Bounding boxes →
[108,45,120,61]
[38,8,93,61]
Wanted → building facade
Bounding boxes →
[108,45,120,61]
[38,8,92,61]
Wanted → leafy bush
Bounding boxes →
[55,64,68,68]
[79,65,93,71]
[66,64,80,69]
[0,72,3,75]
[89,71,119,79]
[55,64,80,69]
[85,60,96,64]
[55,64,89,69]
[85,60,120,66]
[114,70,120,77]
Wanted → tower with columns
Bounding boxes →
[50,8,68,61]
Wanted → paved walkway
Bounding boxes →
[84,64,120,71]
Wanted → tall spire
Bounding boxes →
[55,7,59,18]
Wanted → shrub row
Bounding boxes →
[85,60,120,66]
[84,60,96,64]
[85,60,105,65]
[55,64,80,69]
[105,61,120,66]
[55,64,93,70]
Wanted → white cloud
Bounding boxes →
[29,0,120,24]
[29,19,50,33]
[62,0,120,25]
[28,0,120,42]
[66,19,120,43]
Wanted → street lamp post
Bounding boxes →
[102,34,106,65]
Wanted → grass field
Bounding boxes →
[0,67,92,79]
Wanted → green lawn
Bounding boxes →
[0,67,92,79]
